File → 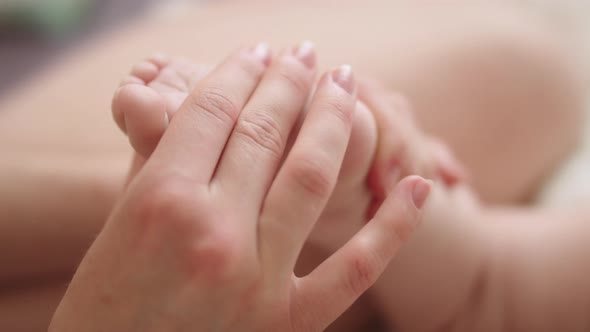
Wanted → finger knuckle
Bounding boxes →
[131,177,258,284]
[183,230,256,282]
[289,156,334,198]
[190,87,239,125]
[344,249,380,296]
[129,174,201,235]
[234,109,284,159]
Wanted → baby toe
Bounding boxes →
[113,84,168,157]
[131,60,160,84]
[147,53,171,69]
[119,75,146,87]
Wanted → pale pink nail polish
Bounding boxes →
[411,179,432,210]
[293,40,316,68]
[251,42,271,65]
[332,65,355,94]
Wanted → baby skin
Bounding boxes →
[110,42,469,331]
[111,44,464,251]
[111,43,590,331]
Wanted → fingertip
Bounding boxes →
[370,176,429,240]
[410,176,432,210]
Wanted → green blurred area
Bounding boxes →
[0,0,94,37]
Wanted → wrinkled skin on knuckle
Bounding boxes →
[234,109,284,159]
[289,155,335,199]
[129,178,257,284]
[190,87,239,125]
[124,175,214,253]
[181,228,257,284]
[343,248,381,297]
[129,176,194,227]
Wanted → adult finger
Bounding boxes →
[293,176,431,331]
[214,42,316,211]
[147,43,270,183]
[259,65,357,278]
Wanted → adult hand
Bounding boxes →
[49,43,430,332]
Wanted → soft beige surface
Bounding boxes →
[533,2,590,206]
[538,111,590,206]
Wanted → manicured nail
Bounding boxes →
[411,179,432,210]
[293,40,316,68]
[251,42,271,65]
[331,64,355,94]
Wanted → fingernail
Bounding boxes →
[411,179,432,210]
[293,40,316,68]
[250,42,271,65]
[332,64,355,94]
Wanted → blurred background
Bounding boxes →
[1,1,588,95]
[0,0,167,94]
[1,0,588,202]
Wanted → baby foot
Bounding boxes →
[112,54,211,159]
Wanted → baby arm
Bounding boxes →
[358,81,490,331]
[365,87,590,330]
